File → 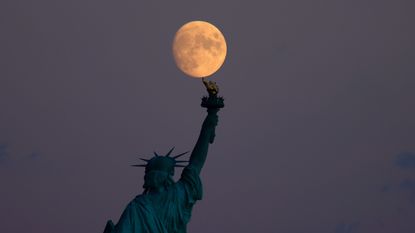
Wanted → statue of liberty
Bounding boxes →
[103,79,224,233]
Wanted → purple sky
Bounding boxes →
[1,1,415,233]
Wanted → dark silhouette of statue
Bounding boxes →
[103,79,224,233]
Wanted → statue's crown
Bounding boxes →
[132,147,189,176]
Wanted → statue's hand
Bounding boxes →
[207,107,220,115]
[203,112,218,129]
[203,113,218,144]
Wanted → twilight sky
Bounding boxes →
[1,1,415,233]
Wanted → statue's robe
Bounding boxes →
[104,167,202,233]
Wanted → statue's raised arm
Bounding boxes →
[187,79,224,175]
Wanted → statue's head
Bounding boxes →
[132,148,189,191]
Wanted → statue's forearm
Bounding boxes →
[188,110,218,174]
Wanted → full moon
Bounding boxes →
[172,21,227,78]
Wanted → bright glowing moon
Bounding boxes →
[172,21,227,78]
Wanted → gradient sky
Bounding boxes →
[1,1,415,233]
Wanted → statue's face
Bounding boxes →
[143,170,169,189]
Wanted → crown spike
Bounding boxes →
[140,158,149,162]
[173,151,190,159]
[154,151,159,157]
[166,147,175,157]
[131,164,147,167]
